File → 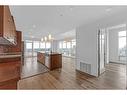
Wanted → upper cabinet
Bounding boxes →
[0,6,17,45]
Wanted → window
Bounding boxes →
[25,41,33,57]
[59,42,63,49]
[46,42,51,49]
[58,39,76,57]
[33,41,40,49]
[40,42,45,49]
[72,39,76,48]
[26,42,32,49]
[25,40,53,56]
[67,42,71,49]
[63,41,66,48]
[118,31,126,61]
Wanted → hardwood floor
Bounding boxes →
[18,57,126,89]
[21,57,49,78]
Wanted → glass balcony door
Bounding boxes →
[58,39,76,57]
[25,41,33,57]
[25,40,51,57]
[118,31,127,62]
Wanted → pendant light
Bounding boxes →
[44,36,47,41]
[48,34,52,40]
[41,38,43,42]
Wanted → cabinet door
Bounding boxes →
[3,6,16,44]
[50,54,62,70]
[0,6,3,36]
[11,16,16,44]
[0,61,21,89]
[0,81,17,90]
[0,61,21,83]
[3,6,10,40]
[0,6,16,45]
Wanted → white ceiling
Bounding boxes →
[10,6,127,40]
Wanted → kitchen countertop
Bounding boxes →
[37,51,62,55]
[0,52,22,58]
[0,55,21,58]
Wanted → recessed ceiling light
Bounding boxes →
[31,36,34,38]
[44,36,47,41]
[41,38,43,41]
[33,25,36,28]
[106,8,112,12]
[69,6,74,11]
[60,14,63,16]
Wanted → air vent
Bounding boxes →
[80,62,91,74]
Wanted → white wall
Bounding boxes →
[76,23,98,76]
[76,10,127,77]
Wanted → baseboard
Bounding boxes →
[100,68,105,74]
[76,69,96,77]
[109,61,126,65]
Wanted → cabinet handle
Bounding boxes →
[0,16,1,22]
[16,66,20,75]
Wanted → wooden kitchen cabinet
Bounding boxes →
[50,54,62,70]
[0,30,22,89]
[8,31,22,52]
[0,6,3,37]
[45,53,62,70]
[0,80,17,90]
[0,58,21,89]
[0,5,16,45]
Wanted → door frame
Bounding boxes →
[98,29,106,76]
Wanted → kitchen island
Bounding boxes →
[37,51,62,70]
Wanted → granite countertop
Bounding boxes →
[37,51,45,54]
[0,52,22,58]
[37,51,62,55]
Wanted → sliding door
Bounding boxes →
[25,41,33,57]
[58,39,76,57]
[118,30,127,62]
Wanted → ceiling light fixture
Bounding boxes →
[41,34,53,42]
[44,36,47,41]
[60,14,63,16]
[31,36,34,38]
[48,34,52,40]
[41,38,43,42]
[106,8,112,12]
[33,25,36,28]
[69,6,74,11]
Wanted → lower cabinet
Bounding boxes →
[0,79,18,89]
[37,52,62,70]
[50,54,62,70]
[0,59,21,89]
